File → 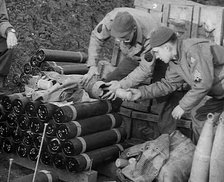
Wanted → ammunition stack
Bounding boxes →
[0,92,127,173]
[12,48,89,91]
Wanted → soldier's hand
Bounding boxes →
[7,32,18,49]
[105,81,121,92]
[80,66,99,86]
[172,105,185,120]
[101,90,116,100]
[125,88,142,101]
[101,81,121,100]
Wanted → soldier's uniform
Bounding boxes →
[0,0,15,83]
[139,38,224,142]
[87,7,160,88]
[88,8,185,136]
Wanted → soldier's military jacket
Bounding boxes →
[0,0,13,51]
[0,0,11,37]
[139,38,224,112]
[87,7,160,88]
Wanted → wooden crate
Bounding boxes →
[4,153,97,182]
[111,0,224,70]
[121,99,151,112]
[131,111,160,140]
[119,106,160,140]
[134,0,224,45]
[176,119,192,139]
[119,106,133,139]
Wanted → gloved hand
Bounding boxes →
[80,65,99,87]
[123,88,142,101]
[172,105,185,120]
[7,31,18,49]
[101,80,121,100]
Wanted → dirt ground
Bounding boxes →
[0,153,32,181]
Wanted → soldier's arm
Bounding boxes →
[81,11,114,86]
[119,52,155,89]
[138,62,185,100]
[0,0,13,38]
[179,47,214,112]
[87,13,113,67]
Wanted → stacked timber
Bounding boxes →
[12,48,88,91]
[0,93,127,173]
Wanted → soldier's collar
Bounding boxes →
[172,40,181,64]
[175,39,182,61]
[135,20,143,44]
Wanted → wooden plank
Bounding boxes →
[149,11,163,23]
[120,115,133,139]
[134,0,163,11]
[132,109,191,128]
[119,106,132,117]
[191,5,201,38]
[132,110,158,122]
[168,4,193,39]
[4,153,97,182]
[135,6,149,12]
[162,3,170,26]
[221,9,224,46]
[134,0,163,21]
[198,6,224,45]
[134,0,202,6]
[121,100,151,112]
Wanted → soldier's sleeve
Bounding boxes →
[119,52,156,89]
[87,13,113,67]
[119,38,155,88]
[0,0,12,38]
[179,47,214,111]
[138,62,185,100]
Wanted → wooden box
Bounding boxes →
[131,111,160,140]
[134,0,224,45]
[119,106,133,139]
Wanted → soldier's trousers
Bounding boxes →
[104,55,184,135]
[0,37,13,77]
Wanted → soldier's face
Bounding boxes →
[117,27,136,44]
[152,44,172,63]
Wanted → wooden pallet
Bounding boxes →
[3,153,97,182]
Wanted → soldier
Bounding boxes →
[82,8,186,136]
[0,0,18,89]
[81,7,160,91]
[125,26,224,143]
